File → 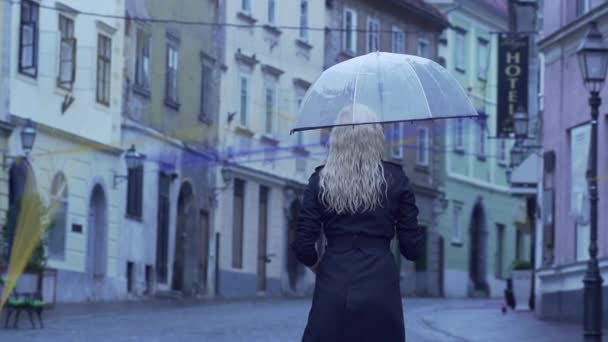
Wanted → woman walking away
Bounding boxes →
[291,104,423,342]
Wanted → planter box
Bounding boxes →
[512,270,532,311]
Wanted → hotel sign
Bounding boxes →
[497,35,529,138]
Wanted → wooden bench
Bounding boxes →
[0,275,45,329]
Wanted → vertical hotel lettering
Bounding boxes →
[497,34,529,137]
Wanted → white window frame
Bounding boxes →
[453,204,463,244]
[264,83,277,134]
[135,28,151,91]
[241,0,251,13]
[454,118,465,151]
[391,122,404,159]
[239,74,250,126]
[366,17,380,53]
[417,38,430,58]
[342,8,357,54]
[416,127,429,166]
[165,43,179,106]
[455,28,466,73]
[299,0,309,41]
[58,14,76,90]
[392,27,405,54]
[577,0,591,16]
[268,0,276,24]
[477,38,489,80]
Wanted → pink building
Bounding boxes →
[536,0,608,325]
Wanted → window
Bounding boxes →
[299,0,309,41]
[366,18,380,53]
[477,38,489,80]
[135,29,151,91]
[241,0,251,13]
[498,139,507,165]
[495,224,505,278]
[58,15,76,89]
[239,75,250,126]
[417,39,429,58]
[390,122,404,159]
[392,28,405,54]
[342,9,357,54]
[455,29,466,73]
[453,205,463,243]
[576,0,591,17]
[165,44,179,107]
[515,229,523,260]
[126,165,143,218]
[200,63,213,120]
[477,122,486,158]
[19,0,39,77]
[268,0,276,24]
[416,127,429,166]
[296,96,304,146]
[232,179,245,269]
[96,34,112,106]
[49,173,68,259]
[265,84,276,134]
[454,119,465,150]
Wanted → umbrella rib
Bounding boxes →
[404,58,432,119]
[351,54,366,124]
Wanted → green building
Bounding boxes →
[429,0,531,297]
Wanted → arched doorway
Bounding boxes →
[172,182,195,292]
[87,184,108,300]
[468,198,489,297]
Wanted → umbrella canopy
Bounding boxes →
[291,52,478,133]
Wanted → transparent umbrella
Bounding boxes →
[291,52,479,133]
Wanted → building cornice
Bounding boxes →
[7,115,123,156]
[121,118,185,150]
[538,3,608,52]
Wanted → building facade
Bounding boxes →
[3,0,127,301]
[122,0,221,298]
[0,0,11,244]
[429,0,531,298]
[214,0,326,297]
[536,0,608,325]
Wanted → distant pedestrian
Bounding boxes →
[291,104,423,342]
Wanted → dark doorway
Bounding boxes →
[257,186,269,293]
[156,173,171,284]
[199,210,210,295]
[172,182,194,292]
[468,199,489,297]
[287,200,302,292]
[87,184,107,300]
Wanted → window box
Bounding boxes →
[262,23,282,36]
[132,83,151,98]
[295,38,313,51]
[164,98,180,111]
[237,11,257,25]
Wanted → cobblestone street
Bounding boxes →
[0,298,583,342]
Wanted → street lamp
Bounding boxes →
[513,106,529,143]
[510,144,525,167]
[113,145,145,188]
[2,118,37,169]
[577,21,608,342]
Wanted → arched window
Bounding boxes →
[48,173,68,259]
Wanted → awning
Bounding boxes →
[510,152,540,195]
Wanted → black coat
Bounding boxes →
[291,161,422,342]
